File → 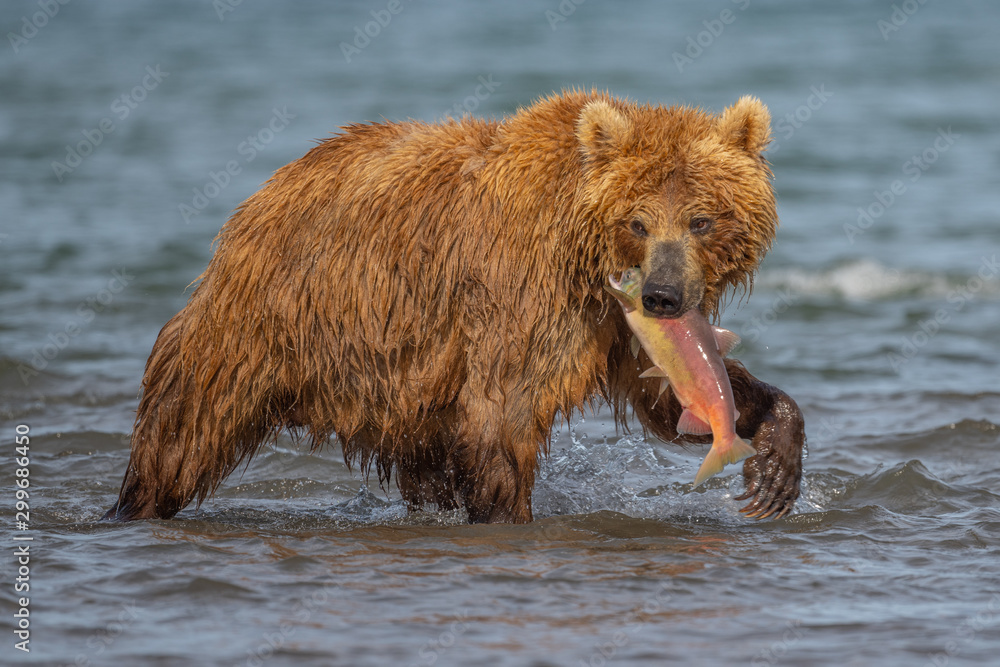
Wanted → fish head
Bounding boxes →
[605,267,642,311]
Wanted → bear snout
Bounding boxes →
[640,240,703,318]
[641,282,683,317]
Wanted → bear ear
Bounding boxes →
[577,99,633,164]
[717,95,771,155]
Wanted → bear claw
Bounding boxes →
[735,458,799,519]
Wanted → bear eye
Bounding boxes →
[629,219,648,238]
[690,217,714,234]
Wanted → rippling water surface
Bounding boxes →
[2,1,999,665]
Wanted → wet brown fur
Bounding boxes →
[105,90,793,523]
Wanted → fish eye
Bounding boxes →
[629,219,648,238]
[690,217,714,234]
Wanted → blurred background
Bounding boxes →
[2,1,998,666]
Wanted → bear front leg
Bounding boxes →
[725,359,804,519]
[454,441,536,524]
[452,386,544,524]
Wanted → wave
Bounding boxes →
[755,258,1000,301]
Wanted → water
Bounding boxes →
[2,1,999,665]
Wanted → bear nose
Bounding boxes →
[641,283,683,318]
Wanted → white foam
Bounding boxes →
[756,258,999,301]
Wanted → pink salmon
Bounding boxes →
[606,268,756,487]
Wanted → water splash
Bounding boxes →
[329,485,409,523]
[535,423,753,523]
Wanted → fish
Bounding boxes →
[605,268,756,487]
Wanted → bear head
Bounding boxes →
[577,95,777,319]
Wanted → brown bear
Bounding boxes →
[104,90,804,524]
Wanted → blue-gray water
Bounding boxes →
[2,1,999,665]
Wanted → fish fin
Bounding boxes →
[639,366,668,379]
[630,335,640,359]
[712,326,741,357]
[604,281,636,312]
[651,378,670,408]
[677,409,712,436]
[733,408,740,422]
[693,437,756,487]
[735,437,756,460]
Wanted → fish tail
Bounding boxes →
[734,437,756,461]
[693,437,756,487]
